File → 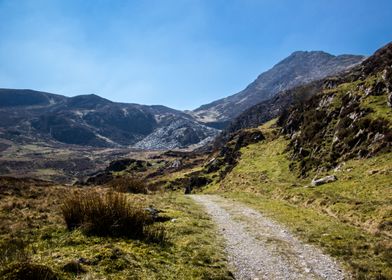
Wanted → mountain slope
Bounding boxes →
[0,89,218,149]
[212,81,323,148]
[190,42,392,279]
[191,51,364,125]
[278,42,392,175]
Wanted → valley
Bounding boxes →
[1,41,391,279]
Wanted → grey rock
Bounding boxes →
[133,118,218,150]
[311,175,337,187]
[170,159,182,169]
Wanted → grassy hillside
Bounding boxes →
[203,119,392,279]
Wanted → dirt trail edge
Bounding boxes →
[191,195,348,280]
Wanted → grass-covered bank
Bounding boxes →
[220,192,391,279]
[203,122,392,279]
[0,180,232,279]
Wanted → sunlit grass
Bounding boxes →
[0,182,232,280]
[205,132,392,278]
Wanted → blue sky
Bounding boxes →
[0,0,391,110]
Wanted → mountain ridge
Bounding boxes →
[0,88,219,149]
[190,51,365,125]
[0,50,365,150]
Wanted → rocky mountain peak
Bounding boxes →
[190,50,364,126]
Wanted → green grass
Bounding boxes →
[221,192,392,279]
[0,188,232,280]
[204,131,392,279]
[362,94,392,123]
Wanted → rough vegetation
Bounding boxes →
[196,43,392,279]
[0,262,59,280]
[108,176,149,194]
[1,42,391,280]
[279,43,392,175]
[61,190,159,240]
[0,177,232,279]
[205,122,392,278]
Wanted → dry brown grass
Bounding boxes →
[0,177,231,279]
[108,176,148,194]
[61,189,165,241]
[0,177,64,239]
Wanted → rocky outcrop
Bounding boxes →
[213,81,323,148]
[205,129,265,178]
[133,117,218,150]
[84,171,114,185]
[278,42,392,175]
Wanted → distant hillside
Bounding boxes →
[0,89,218,149]
[0,50,366,150]
[190,51,364,126]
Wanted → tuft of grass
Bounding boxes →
[108,176,148,194]
[61,189,160,240]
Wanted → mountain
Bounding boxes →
[0,89,219,149]
[145,42,391,279]
[201,41,392,183]
[0,50,365,150]
[211,81,323,148]
[190,51,365,126]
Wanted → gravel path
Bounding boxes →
[191,195,347,280]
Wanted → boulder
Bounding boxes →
[169,159,182,169]
[311,175,337,187]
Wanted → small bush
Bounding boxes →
[61,190,164,240]
[109,176,148,194]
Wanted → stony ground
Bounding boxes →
[191,195,348,280]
